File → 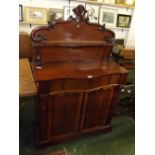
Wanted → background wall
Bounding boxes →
[19,0,135,49]
[125,10,135,49]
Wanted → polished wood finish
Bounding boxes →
[19,58,37,97]
[31,61,128,81]
[30,5,128,146]
[38,91,84,142]
[31,5,115,69]
[19,32,32,61]
[119,49,135,69]
[80,85,119,132]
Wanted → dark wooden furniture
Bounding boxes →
[30,5,128,146]
[119,49,135,69]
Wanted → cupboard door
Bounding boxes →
[80,85,120,133]
[38,91,84,143]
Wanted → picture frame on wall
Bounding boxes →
[117,14,131,28]
[19,4,23,22]
[99,8,117,27]
[115,0,124,5]
[113,38,125,52]
[115,0,135,7]
[115,39,125,47]
[124,0,135,6]
[64,6,76,21]
[103,0,111,4]
[25,7,47,24]
[48,8,64,23]
[85,3,100,24]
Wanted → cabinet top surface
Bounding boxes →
[31,61,128,81]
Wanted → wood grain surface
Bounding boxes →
[19,58,37,97]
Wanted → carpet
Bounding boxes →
[35,148,67,155]
[20,97,135,155]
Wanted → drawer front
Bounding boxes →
[38,74,123,93]
[91,76,110,87]
[109,75,120,84]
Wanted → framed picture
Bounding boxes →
[115,0,135,6]
[115,0,124,4]
[25,7,47,24]
[64,6,76,21]
[112,38,124,61]
[85,3,100,24]
[48,8,63,23]
[19,4,23,22]
[98,0,115,3]
[117,14,131,28]
[103,0,111,4]
[115,39,125,46]
[113,38,125,52]
[99,8,117,27]
[124,0,135,6]
[97,0,103,2]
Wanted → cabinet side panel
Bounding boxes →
[38,94,48,141]
[119,74,128,84]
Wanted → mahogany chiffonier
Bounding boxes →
[30,5,128,146]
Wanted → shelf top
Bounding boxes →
[31,61,128,81]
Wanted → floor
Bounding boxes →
[19,97,135,155]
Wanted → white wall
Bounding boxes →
[125,10,135,49]
[19,0,135,48]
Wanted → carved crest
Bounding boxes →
[31,5,115,43]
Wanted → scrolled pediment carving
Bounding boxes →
[31,5,115,43]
